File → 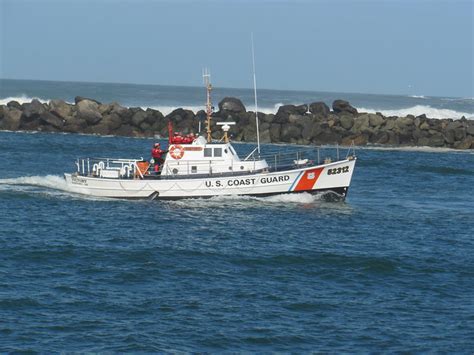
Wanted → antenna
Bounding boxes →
[202,68,213,143]
[251,33,261,156]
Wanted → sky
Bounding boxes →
[0,0,472,97]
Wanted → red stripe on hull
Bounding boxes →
[293,167,324,192]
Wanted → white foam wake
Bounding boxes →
[0,175,68,190]
[170,192,334,209]
[356,105,473,120]
[0,175,112,201]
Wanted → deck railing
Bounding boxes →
[75,143,356,179]
[245,142,356,172]
[75,157,146,179]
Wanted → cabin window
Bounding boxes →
[191,166,197,173]
[224,149,228,154]
[204,148,212,157]
[214,148,222,157]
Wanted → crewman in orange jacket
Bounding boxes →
[151,143,167,172]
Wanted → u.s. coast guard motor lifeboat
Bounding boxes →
[64,76,357,200]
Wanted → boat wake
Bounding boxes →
[0,175,106,201]
[167,191,345,210]
[0,175,68,190]
[0,176,348,207]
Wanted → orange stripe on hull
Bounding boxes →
[294,167,324,192]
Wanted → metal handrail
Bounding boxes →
[244,147,258,161]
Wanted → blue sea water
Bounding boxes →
[1,79,473,119]
[0,130,473,352]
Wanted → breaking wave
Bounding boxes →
[356,105,473,119]
[0,95,52,105]
[146,103,283,116]
[2,96,471,119]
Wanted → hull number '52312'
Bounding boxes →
[327,166,349,175]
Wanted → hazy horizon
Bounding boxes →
[1,77,471,100]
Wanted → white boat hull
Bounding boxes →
[64,158,356,200]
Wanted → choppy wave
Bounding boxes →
[0,95,51,105]
[356,105,473,119]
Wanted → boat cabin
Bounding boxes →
[161,135,268,177]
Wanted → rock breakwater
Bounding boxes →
[1,97,472,149]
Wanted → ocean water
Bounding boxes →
[1,79,473,119]
[0,130,473,352]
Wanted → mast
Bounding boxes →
[251,33,261,156]
[203,68,213,143]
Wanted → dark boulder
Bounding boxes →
[262,113,274,123]
[353,114,370,133]
[426,132,445,147]
[340,115,354,130]
[371,131,390,144]
[332,100,358,115]
[0,108,22,130]
[313,130,342,145]
[288,114,307,125]
[466,122,474,136]
[102,113,123,131]
[453,136,473,149]
[260,128,271,143]
[131,110,147,127]
[63,116,88,133]
[145,108,164,124]
[342,133,369,146]
[395,116,415,130]
[110,102,129,116]
[76,99,102,124]
[444,129,456,145]
[75,96,101,105]
[22,99,46,120]
[89,123,112,135]
[301,122,313,141]
[309,102,330,117]
[39,111,64,129]
[7,101,22,110]
[278,104,307,116]
[218,97,246,113]
[269,123,281,142]
[49,99,73,120]
[195,110,207,121]
[369,113,385,127]
[280,124,301,142]
[274,104,307,124]
[166,108,193,123]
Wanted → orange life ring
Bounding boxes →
[169,145,184,159]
